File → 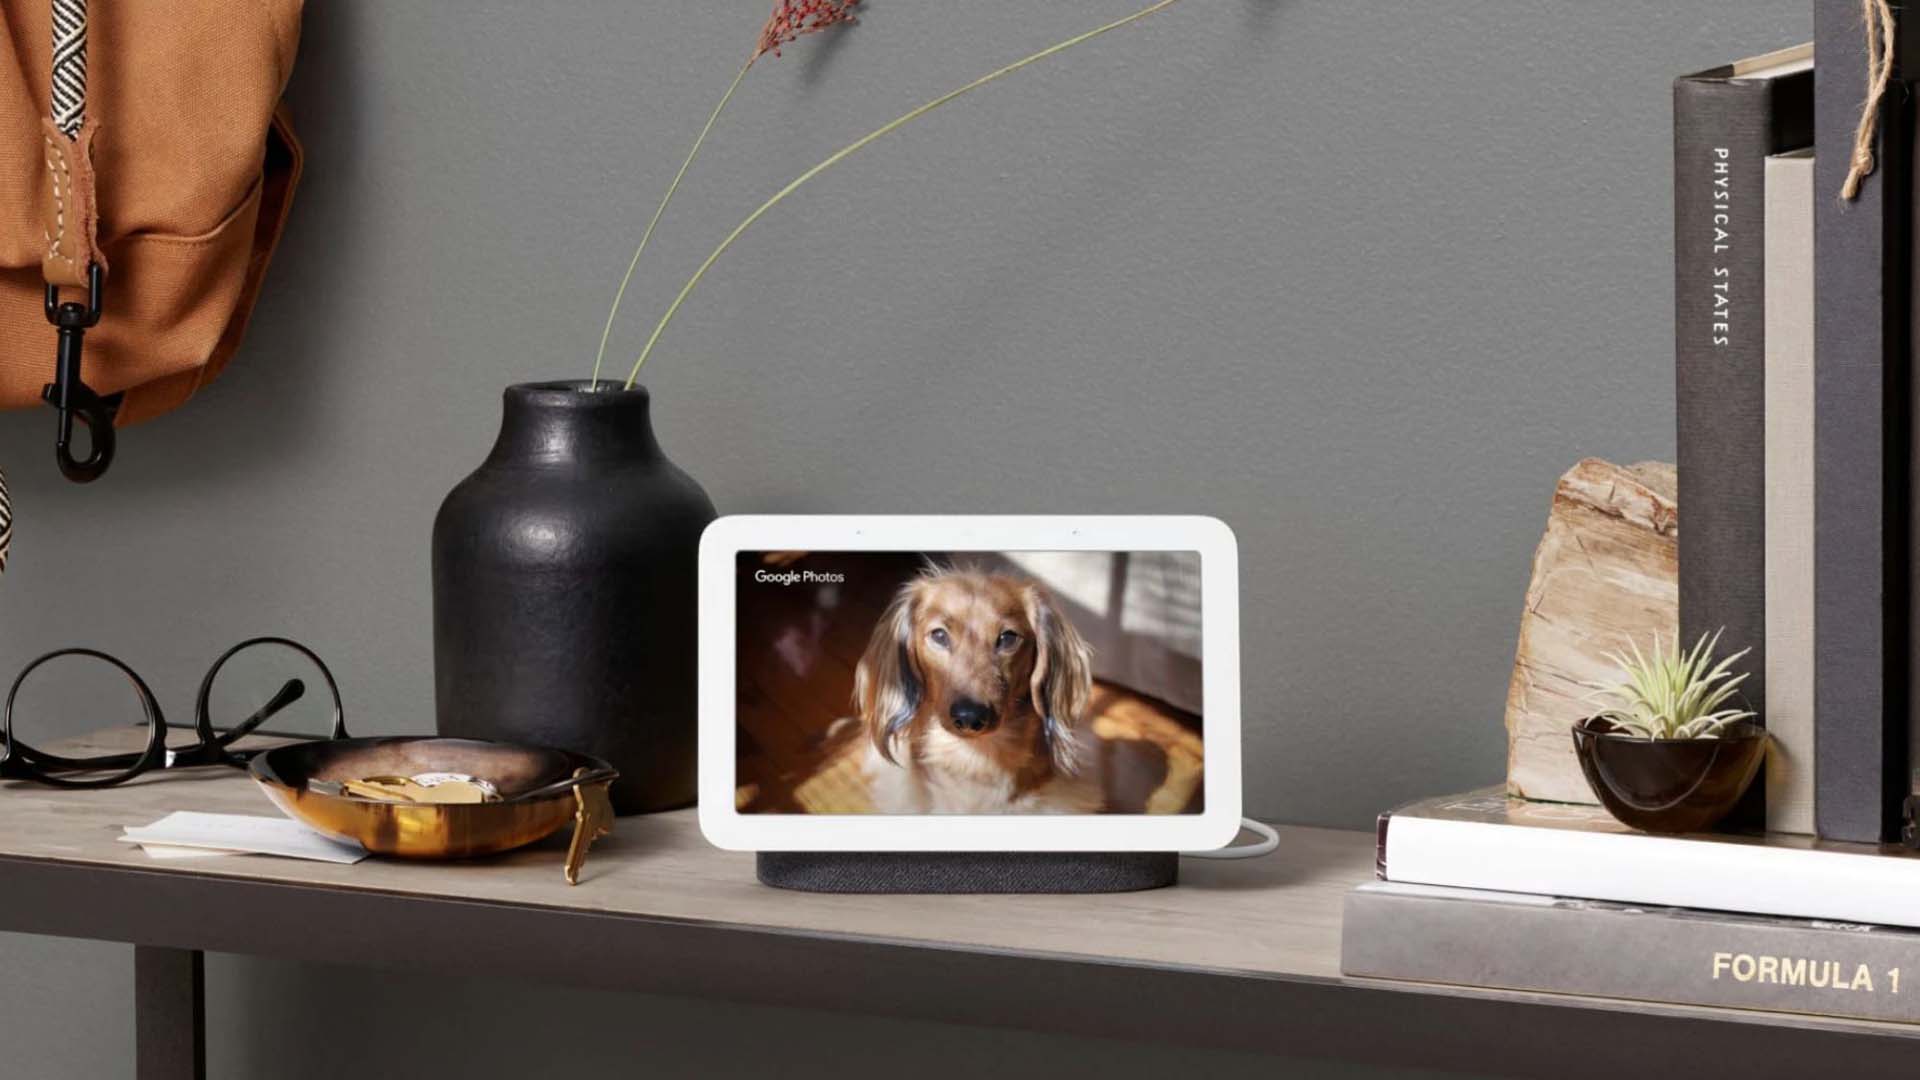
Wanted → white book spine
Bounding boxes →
[1383,816,1920,928]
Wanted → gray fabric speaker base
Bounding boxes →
[755,851,1179,893]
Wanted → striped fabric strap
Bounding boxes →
[50,0,85,138]
[0,465,12,575]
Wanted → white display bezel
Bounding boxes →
[698,515,1242,852]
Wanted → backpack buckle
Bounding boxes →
[41,263,117,484]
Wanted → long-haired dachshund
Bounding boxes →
[854,566,1102,813]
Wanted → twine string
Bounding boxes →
[1842,0,1898,200]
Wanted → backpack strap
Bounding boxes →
[37,0,115,483]
[40,0,102,290]
[50,0,84,137]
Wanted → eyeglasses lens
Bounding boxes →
[203,640,338,741]
[8,652,155,784]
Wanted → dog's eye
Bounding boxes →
[929,628,951,648]
[997,630,1020,651]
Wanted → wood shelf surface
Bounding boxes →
[0,729,1351,979]
[0,729,1915,1077]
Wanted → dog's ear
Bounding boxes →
[1025,584,1093,775]
[855,581,922,765]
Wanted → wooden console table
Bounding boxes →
[0,729,1913,1079]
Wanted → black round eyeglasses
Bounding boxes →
[0,636,349,788]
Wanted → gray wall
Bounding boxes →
[0,1,1809,1076]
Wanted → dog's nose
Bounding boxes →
[948,699,995,733]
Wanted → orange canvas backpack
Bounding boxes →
[0,0,303,481]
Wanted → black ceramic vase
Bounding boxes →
[432,381,716,815]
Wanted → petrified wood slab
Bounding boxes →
[1505,459,1678,804]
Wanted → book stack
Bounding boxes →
[1348,791,1920,1023]
[1341,4,1920,1024]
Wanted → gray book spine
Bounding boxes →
[1673,61,1811,830]
[1764,149,1815,835]
[1342,884,1920,1024]
[1814,0,1913,843]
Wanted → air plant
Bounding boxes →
[600,0,1186,389]
[590,0,862,387]
[1588,630,1755,740]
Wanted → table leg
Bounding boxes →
[134,946,205,1080]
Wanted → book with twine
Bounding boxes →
[1814,0,1915,844]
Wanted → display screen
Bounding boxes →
[736,551,1203,814]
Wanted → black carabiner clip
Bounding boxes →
[41,262,117,484]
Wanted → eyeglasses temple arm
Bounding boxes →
[211,679,304,746]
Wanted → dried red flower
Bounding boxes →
[756,0,859,59]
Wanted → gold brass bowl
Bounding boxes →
[249,737,616,875]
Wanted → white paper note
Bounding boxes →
[120,812,367,864]
[136,843,237,861]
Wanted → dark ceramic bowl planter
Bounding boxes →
[1571,717,1768,834]
[432,381,716,816]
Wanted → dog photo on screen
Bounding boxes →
[736,551,1204,814]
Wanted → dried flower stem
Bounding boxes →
[591,55,757,389]
[592,0,859,387]
[624,0,1184,387]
